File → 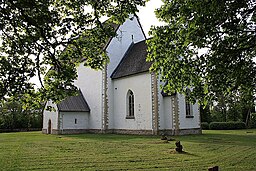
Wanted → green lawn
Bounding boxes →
[0,130,255,171]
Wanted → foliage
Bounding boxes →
[0,97,43,129]
[203,89,255,124]
[0,130,256,170]
[0,0,147,103]
[250,113,256,128]
[201,122,209,130]
[200,105,211,122]
[209,121,246,130]
[147,0,256,105]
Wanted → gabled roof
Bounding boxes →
[102,21,120,50]
[111,40,152,79]
[57,90,90,112]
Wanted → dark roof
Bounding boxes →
[111,40,152,79]
[57,90,90,112]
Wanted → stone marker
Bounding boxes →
[208,166,219,171]
[175,141,183,152]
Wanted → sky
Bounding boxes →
[30,1,163,87]
[137,0,163,37]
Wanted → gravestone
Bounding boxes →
[175,141,183,152]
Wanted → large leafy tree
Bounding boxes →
[0,0,146,103]
[0,96,43,129]
[147,0,256,105]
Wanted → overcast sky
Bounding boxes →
[137,0,163,37]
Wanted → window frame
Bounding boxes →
[185,89,194,118]
[126,90,135,119]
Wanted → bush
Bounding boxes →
[250,113,256,128]
[209,122,246,130]
[201,122,209,130]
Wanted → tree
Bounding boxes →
[0,96,43,129]
[0,0,147,103]
[147,0,256,106]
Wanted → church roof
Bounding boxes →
[111,40,152,79]
[102,21,120,50]
[57,90,90,112]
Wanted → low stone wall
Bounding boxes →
[177,128,202,135]
[0,128,41,133]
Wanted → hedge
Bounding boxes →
[209,122,246,130]
[201,122,209,130]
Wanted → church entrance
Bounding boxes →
[48,119,52,134]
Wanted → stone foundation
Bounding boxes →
[109,129,153,135]
[159,128,201,136]
[42,128,201,135]
[42,129,47,134]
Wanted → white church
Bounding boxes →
[42,16,201,135]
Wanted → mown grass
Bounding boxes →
[0,130,255,171]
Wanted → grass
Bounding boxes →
[0,130,256,171]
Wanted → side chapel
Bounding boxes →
[42,16,201,135]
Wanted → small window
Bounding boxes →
[75,118,77,124]
[126,90,135,119]
[185,89,193,118]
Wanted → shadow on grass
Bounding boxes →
[58,129,256,147]
[169,149,199,157]
[61,133,157,142]
[178,130,256,147]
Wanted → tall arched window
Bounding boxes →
[126,90,135,119]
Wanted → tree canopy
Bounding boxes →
[147,0,256,105]
[0,0,147,103]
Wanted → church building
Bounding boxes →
[42,16,201,135]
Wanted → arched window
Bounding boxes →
[126,90,135,119]
[185,89,193,118]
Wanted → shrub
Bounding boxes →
[209,122,246,130]
[250,113,256,128]
[201,122,209,130]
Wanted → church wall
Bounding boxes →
[178,94,201,129]
[112,73,153,130]
[42,101,58,134]
[161,97,173,129]
[158,78,174,130]
[75,65,103,130]
[60,112,89,130]
[107,17,146,129]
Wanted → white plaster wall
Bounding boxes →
[75,64,103,129]
[112,73,152,130]
[60,112,89,130]
[43,101,58,130]
[107,17,146,128]
[107,17,146,75]
[162,97,173,129]
[178,94,201,129]
[158,78,173,130]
